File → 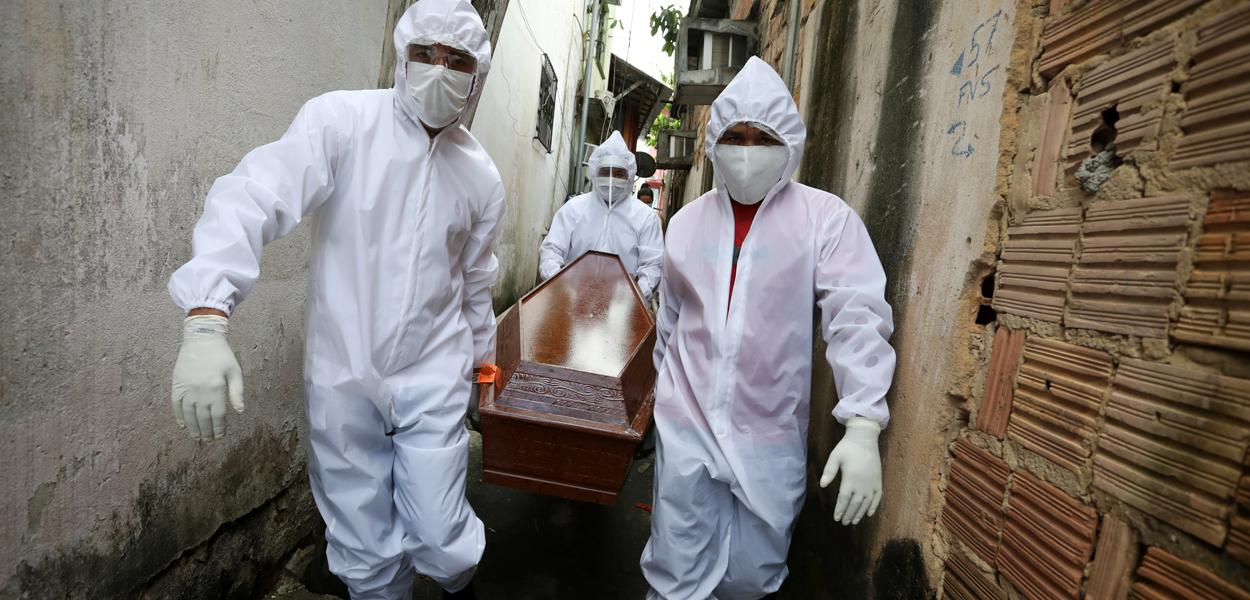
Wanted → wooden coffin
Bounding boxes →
[479,251,656,505]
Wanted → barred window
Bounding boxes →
[535,54,556,152]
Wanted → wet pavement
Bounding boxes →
[273,429,657,600]
[458,430,656,599]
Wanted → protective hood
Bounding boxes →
[706,56,806,206]
[587,131,638,186]
[392,0,493,131]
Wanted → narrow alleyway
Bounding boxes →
[6,0,1250,598]
[461,433,656,599]
[269,432,657,600]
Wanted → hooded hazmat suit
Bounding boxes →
[639,57,896,599]
[539,131,663,298]
[167,1,498,596]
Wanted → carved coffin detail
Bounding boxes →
[479,252,656,505]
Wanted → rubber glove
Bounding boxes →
[171,315,244,441]
[819,417,883,526]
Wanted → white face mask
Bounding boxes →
[594,176,631,205]
[714,144,790,205]
[405,61,473,129]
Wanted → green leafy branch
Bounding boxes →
[649,5,684,56]
[645,109,682,149]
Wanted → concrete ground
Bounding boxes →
[271,430,657,600]
[459,430,656,599]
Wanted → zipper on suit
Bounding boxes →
[381,134,441,375]
[714,197,740,436]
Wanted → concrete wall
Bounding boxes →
[791,0,1017,595]
[470,0,589,307]
[0,2,389,597]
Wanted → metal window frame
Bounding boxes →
[535,53,557,152]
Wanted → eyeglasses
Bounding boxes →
[718,122,783,147]
[597,167,629,179]
[407,43,477,73]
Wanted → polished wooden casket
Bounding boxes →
[478,251,656,505]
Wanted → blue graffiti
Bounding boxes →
[951,9,1007,104]
[947,122,974,158]
[958,65,1001,105]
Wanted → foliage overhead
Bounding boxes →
[649,5,684,56]
[645,109,682,149]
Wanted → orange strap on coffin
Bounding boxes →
[475,364,499,385]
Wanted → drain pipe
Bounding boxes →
[782,0,802,89]
[572,0,603,197]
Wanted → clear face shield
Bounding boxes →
[406,42,477,73]
[403,40,477,129]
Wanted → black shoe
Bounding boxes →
[444,581,477,600]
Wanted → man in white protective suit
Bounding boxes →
[167,2,500,598]
[640,57,897,599]
[538,131,664,300]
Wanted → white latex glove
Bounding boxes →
[171,315,244,442]
[819,417,883,526]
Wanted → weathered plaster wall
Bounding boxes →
[789,0,1017,596]
[0,1,388,597]
[470,0,589,308]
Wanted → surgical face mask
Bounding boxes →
[714,144,790,205]
[594,176,630,205]
[405,61,473,128]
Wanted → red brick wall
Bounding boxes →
[941,0,1250,597]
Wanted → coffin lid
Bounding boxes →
[484,251,657,441]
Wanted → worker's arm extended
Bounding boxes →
[169,94,345,316]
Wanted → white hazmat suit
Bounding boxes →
[539,131,663,299]
[640,57,896,599]
[168,1,499,597]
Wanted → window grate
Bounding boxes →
[535,53,557,152]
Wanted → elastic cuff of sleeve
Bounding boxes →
[181,298,234,315]
[845,416,883,432]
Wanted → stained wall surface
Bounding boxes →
[794,0,1019,595]
[0,2,389,597]
[470,0,590,307]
